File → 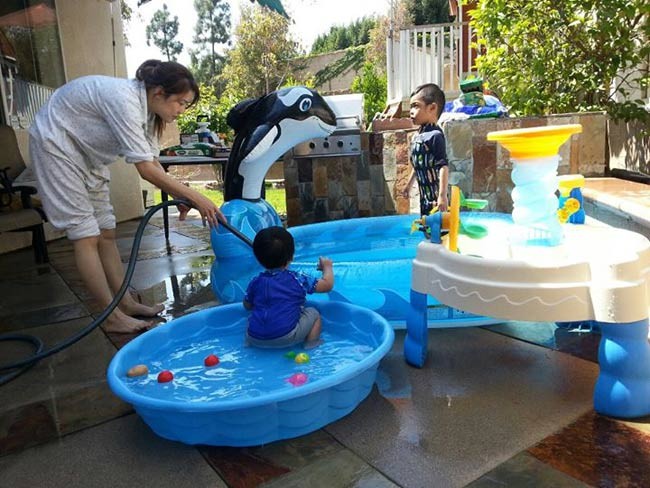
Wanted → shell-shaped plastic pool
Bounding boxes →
[107,301,394,446]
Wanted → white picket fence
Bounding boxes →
[386,21,478,105]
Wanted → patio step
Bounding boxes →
[583,177,650,239]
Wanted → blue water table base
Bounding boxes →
[406,221,650,419]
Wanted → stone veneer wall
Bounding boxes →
[283,133,399,226]
[284,112,608,225]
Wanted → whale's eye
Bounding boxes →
[299,98,312,112]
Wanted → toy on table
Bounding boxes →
[411,187,488,251]
[487,125,582,246]
[557,174,585,224]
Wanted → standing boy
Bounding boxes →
[408,83,449,215]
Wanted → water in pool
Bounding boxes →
[123,324,377,403]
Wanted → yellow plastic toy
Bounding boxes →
[410,186,487,252]
[558,174,586,224]
[486,124,582,159]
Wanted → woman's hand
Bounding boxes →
[134,161,224,228]
[188,190,224,228]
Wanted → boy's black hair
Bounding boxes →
[411,83,446,119]
[253,226,295,269]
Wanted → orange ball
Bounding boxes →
[126,364,149,377]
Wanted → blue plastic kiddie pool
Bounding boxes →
[107,301,394,446]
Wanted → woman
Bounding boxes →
[29,59,224,333]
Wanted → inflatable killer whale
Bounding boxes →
[224,86,337,201]
[212,86,337,259]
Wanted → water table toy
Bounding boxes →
[406,124,650,419]
[107,301,394,446]
[558,174,585,224]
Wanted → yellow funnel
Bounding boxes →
[487,124,582,159]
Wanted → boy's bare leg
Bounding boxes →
[304,316,323,349]
[97,229,164,317]
[72,236,150,333]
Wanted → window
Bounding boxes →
[0,0,65,128]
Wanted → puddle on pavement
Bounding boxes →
[135,270,221,321]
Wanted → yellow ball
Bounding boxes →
[294,353,310,364]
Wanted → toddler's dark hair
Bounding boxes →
[253,226,294,269]
[411,83,446,118]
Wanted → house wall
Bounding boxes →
[56,0,143,225]
[284,112,608,225]
[608,119,649,175]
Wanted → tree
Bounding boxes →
[219,4,302,98]
[120,0,133,47]
[190,0,231,85]
[365,0,411,74]
[145,3,183,61]
[351,61,388,126]
[311,17,378,55]
[471,0,650,124]
[405,0,452,25]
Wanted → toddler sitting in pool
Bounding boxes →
[243,226,334,349]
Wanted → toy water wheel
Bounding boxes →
[440,186,461,252]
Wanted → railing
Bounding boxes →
[0,58,54,129]
[386,21,479,105]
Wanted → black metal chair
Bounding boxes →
[0,125,49,263]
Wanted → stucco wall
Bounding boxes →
[56,0,143,225]
[294,50,362,95]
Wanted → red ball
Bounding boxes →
[204,354,220,367]
[157,370,174,383]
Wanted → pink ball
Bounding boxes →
[287,372,308,386]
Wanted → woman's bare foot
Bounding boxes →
[103,311,151,333]
[120,301,165,318]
